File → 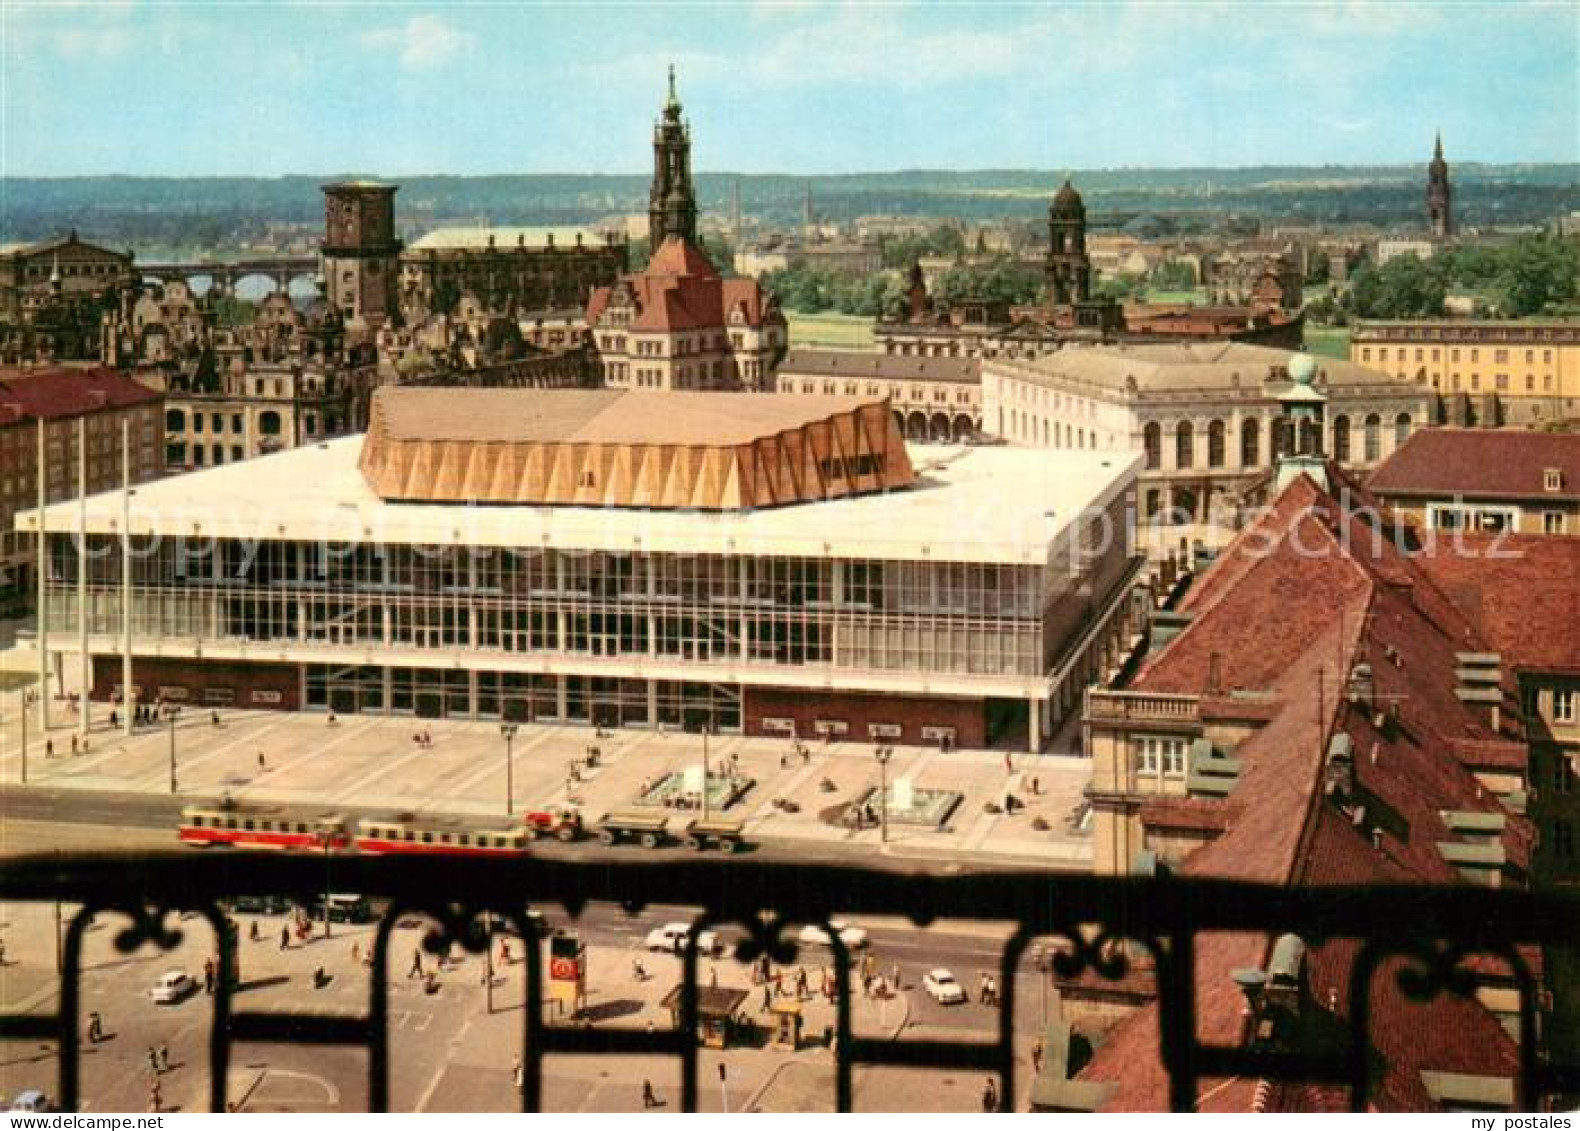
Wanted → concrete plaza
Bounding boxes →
[0,688,1094,869]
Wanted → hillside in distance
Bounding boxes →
[3,166,1576,254]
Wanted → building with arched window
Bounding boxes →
[981,342,1431,540]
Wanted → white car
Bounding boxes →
[798,920,870,950]
[922,968,967,1005]
[644,922,721,956]
[149,969,195,1004]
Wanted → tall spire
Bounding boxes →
[649,67,697,246]
[1427,131,1453,239]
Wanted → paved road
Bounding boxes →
[1,817,1049,1113]
[0,783,1053,875]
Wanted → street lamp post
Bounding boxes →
[500,723,518,816]
[320,831,333,941]
[875,745,892,844]
[166,705,180,793]
[701,725,711,821]
[20,688,34,785]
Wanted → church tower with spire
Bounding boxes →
[649,66,698,247]
[1427,132,1454,240]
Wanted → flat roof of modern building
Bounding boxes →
[367,387,880,447]
[23,437,1140,565]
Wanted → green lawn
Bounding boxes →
[1145,288,1208,305]
[1304,325,1351,361]
[786,312,877,350]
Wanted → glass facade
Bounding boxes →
[45,535,1056,682]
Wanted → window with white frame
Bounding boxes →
[1136,735,1187,778]
[1555,689,1576,725]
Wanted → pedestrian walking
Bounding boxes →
[147,1046,160,1075]
[709,966,718,989]
[978,973,989,1002]
[211,710,221,728]
[249,920,260,943]
[641,1079,659,1108]
[157,1044,170,1072]
[1032,1037,1044,1074]
[761,984,772,1011]
[891,963,902,989]
[148,1079,162,1113]
[499,939,511,966]
[87,1012,103,1044]
[109,709,118,729]
[795,967,808,1000]
[982,1078,997,1113]
[512,1056,523,1092]
[351,941,360,965]
[203,957,215,994]
[257,751,267,772]
[409,948,424,979]
[1004,752,1012,774]
[280,924,290,951]
[45,738,54,758]
[71,734,78,756]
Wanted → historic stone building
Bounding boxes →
[321,182,402,327]
[1349,319,1580,428]
[1367,427,1580,536]
[1428,131,1454,239]
[1046,178,1092,305]
[775,348,979,441]
[982,344,1431,531]
[1074,463,1550,1111]
[0,232,137,364]
[397,227,628,327]
[587,75,786,392]
[649,65,698,248]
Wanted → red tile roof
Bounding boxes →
[1368,428,1580,501]
[586,237,779,335]
[1079,466,1534,1112]
[1413,533,1580,674]
[0,367,161,425]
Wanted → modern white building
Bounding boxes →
[21,388,1144,752]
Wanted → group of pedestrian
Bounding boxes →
[978,973,1000,1006]
[411,729,435,749]
[146,1044,171,1075]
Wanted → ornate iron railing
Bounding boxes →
[1,852,1575,1113]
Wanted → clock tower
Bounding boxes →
[321,181,402,325]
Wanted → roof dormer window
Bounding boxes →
[1544,468,1563,492]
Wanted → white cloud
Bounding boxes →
[360,13,475,72]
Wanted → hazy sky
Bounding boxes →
[2,1,1575,176]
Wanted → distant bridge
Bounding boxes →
[138,255,320,296]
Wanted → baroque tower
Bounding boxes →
[321,181,402,326]
[1427,132,1454,240]
[1046,177,1091,305]
[649,66,698,247]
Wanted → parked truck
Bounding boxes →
[596,812,669,849]
[683,817,746,853]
